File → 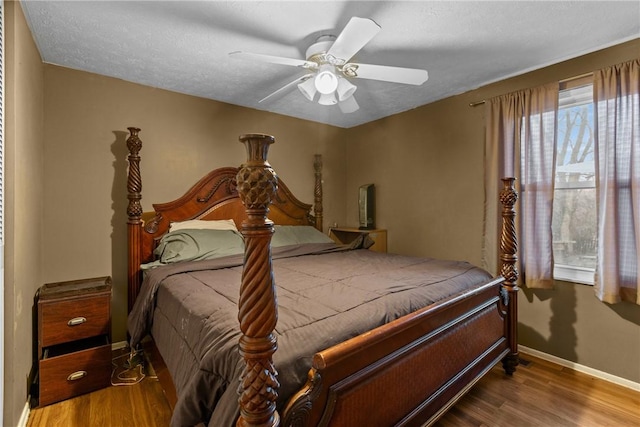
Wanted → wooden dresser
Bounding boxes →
[36,276,112,406]
[329,227,388,253]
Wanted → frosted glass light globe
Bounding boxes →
[314,65,338,95]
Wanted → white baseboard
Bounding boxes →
[112,340,128,351]
[519,345,640,392]
[17,401,29,427]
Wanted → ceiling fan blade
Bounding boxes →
[327,17,381,64]
[229,51,316,69]
[259,74,314,103]
[346,63,428,85]
[338,95,359,114]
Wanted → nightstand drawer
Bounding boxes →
[39,337,112,406]
[40,294,111,348]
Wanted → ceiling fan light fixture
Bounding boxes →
[338,95,360,113]
[318,92,338,106]
[337,76,357,102]
[315,64,339,95]
[297,77,317,101]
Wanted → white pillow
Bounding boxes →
[169,219,239,233]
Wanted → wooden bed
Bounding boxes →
[125,127,519,427]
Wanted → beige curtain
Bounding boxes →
[593,59,640,304]
[483,94,520,276]
[484,84,558,288]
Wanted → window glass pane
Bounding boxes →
[556,87,595,187]
[552,187,597,269]
[553,84,596,277]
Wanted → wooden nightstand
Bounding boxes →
[36,276,112,406]
[329,227,387,253]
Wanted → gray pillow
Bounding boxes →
[142,229,244,269]
[271,225,334,247]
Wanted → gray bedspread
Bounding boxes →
[128,243,493,427]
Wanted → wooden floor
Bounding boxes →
[27,352,639,427]
[435,355,640,427]
[27,349,172,427]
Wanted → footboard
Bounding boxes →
[282,278,510,427]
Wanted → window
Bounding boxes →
[552,83,596,284]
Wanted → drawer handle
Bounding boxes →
[67,317,87,326]
[67,371,87,381]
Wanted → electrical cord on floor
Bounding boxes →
[111,347,147,386]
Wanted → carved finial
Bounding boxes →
[126,127,142,155]
[237,134,277,213]
[499,177,518,285]
[236,134,281,427]
[126,128,143,221]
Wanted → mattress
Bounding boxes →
[128,243,493,427]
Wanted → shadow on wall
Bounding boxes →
[110,130,130,343]
[519,283,578,363]
[520,281,640,362]
[518,281,640,406]
[606,298,640,326]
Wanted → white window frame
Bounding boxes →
[553,81,595,285]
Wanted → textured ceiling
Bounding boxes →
[21,1,640,128]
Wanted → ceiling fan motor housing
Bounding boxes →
[305,35,337,61]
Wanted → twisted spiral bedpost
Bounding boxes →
[236,134,280,427]
[313,154,323,232]
[499,177,519,374]
[126,127,143,313]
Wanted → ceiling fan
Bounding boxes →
[229,17,429,113]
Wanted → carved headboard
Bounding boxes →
[125,128,324,312]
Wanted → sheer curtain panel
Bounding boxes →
[484,84,558,289]
[593,59,640,304]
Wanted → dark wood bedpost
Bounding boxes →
[126,127,143,313]
[499,177,519,374]
[236,134,280,427]
[313,154,323,232]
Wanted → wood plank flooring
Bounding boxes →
[27,352,639,427]
[435,355,640,427]
[27,349,172,427]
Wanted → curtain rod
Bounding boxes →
[468,72,594,107]
[560,72,593,84]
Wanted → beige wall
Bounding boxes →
[42,66,348,344]
[346,39,640,383]
[344,95,486,265]
[4,1,45,425]
[6,5,639,423]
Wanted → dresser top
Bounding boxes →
[39,276,112,301]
